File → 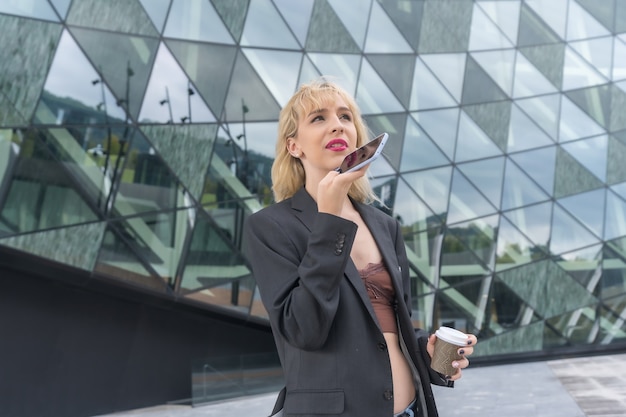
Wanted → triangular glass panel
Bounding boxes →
[0,222,105,271]
[444,215,498,270]
[140,124,218,201]
[0,0,59,21]
[392,177,440,232]
[517,2,561,46]
[402,167,452,221]
[370,176,398,213]
[469,4,514,51]
[464,101,511,152]
[607,234,626,264]
[609,84,626,131]
[402,228,440,288]
[559,95,606,142]
[112,131,191,218]
[420,53,466,103]
[0,128,101,234]
[524,0,567,39]
[138,0,170,34]
[70,27,159,121]
[167,40,237,119]
[598,302,626,344]
[497,260,597,319]
[367,54,415,108]
[576,0,616,33]
[562,46,609,91]
[495,216,548,272]
[457,156,505,208]
[447,168,497,225]
[66,0,157,36]
[461,56,508,105]
[364,1,413,53]
[472,49,516,97]
[179,207,250,292]
[487,276,531,333]
[510,146,556,195]
[95,222,169,292]
[605,189,626,240]
[554,147,604,199]
[570,37,614,80]
[298,55,322,90]
[326,0,370,49]
[437,277,491,327]
[211,0,249,42]
[417,0,473,54]
[163,0,234,44]
[410,57,457,110]
[567,0,611,41]
[356,59,404,114]
[545,306,599,342]
[377,0,424,51]
[613,37,626,81]
[550,204,601,255]
[367,153,396,178]
[612,181,626,201]
[519,44,565,91]
[566,85,611,129]
[607,135,626,185]
[557,189,606,239]
[503,201,552,249]
[307,53,360,96]
[34,30,127,125]
[513,50,559,98]
[515,94,560,141]
[224,51,282,122]
[49,0,72,18]
[363,114,407,170]
[242,49,302,106]
[399,117,449,173]
[1,15,61,124]
[601,247,626,300]
[240,0,299,49]
[139,43,215,124]
[477,1,521,44]
[454,112,503,163]
[561,135,608,182]
[501,159,550,211]
[508,104,554,152]
[306,0,360,53]
[555,243,602,288]
[109,207,192,288]
[273,0,314,46]
[0,95,25,126]
[411,109,459,160]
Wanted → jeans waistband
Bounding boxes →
[393,397,418,417]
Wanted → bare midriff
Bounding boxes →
[385,332,417,413]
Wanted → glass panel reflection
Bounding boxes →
[496,216,548,271]
[240,0,299,49]
[0,128,99,235]
[163,0,234,43]
[501,158,550,211]
[442,215,497,271]
[66,0,158,36]
[402,167,452,221]
[447,169,497,225]
[0,0,59,21]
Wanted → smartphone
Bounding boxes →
[335,132,388,173]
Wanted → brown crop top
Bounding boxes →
[358,262,398,333]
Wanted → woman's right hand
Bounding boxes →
[316,167,367,216]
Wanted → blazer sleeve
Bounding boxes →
[244,209,358,350]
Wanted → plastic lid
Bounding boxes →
[435,326,468,346]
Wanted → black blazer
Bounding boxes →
[244,188,451,417]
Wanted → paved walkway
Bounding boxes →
[95,353,626,417]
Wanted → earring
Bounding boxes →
[293,152,300,158]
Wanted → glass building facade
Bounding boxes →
[1,0,626,361]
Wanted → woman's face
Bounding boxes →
[287,94,358,178]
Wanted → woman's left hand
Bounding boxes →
[427,333,477,381]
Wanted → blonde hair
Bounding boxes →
[271,78,377,203]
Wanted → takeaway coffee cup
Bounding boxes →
[430,326,468,376]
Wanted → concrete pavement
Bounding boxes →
[95,353,626,417]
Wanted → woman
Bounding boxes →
[244,79,476,417]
